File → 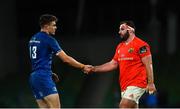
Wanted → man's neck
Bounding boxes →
[41,29,49,35]
[125,34,135,45]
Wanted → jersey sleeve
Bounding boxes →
[112,45,119,62]
[138,43,151,58]
[48,37,62,54]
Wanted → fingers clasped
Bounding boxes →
[83,65,94,74]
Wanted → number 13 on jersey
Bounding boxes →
[29,46,37,59]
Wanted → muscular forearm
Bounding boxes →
[93,61,118,73]
[142,55,156,94]
[142,55,154,84]
[145,63,157,94]
[146,63,154,83]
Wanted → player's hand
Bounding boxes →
[52,73,60,83]
[83,65,94,74]
[146,83,156,95]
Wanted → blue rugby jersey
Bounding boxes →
[28,32,62,72]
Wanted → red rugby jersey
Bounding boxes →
[113,36,151,91]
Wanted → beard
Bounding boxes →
[120,30,129,41]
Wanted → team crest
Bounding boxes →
[128,48,134,53]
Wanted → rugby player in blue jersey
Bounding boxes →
[28,14,92,108]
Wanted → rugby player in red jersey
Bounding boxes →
[84,20,156,108]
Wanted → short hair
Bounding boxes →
[120,20,136,30]
[39,14,58,28]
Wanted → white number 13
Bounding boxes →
[30,46,37,59]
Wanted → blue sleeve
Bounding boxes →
[47,37,62,54]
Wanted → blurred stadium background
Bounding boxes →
[0,0,180,107]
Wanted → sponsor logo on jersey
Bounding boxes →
[118,57,134,61]
[139,46,147,54]
[30,37,40,43]
[30,40,40,43]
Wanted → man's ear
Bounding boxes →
[127,28,133,33]
[44,24,49,29]
[127,26,135,32]
[127,29,130,31]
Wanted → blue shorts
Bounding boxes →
[29,70,58,99]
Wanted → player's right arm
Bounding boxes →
[56,50,85,70]
[91,60,118,73]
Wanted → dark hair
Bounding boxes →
[120,20,136,30]
[39,14,58,28]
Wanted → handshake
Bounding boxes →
[52,65,95,83]
[82,65,95,74]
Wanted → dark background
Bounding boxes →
[0,0,180,107]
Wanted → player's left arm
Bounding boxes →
[141,55,156,94]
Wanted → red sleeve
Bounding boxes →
[112,45,119,62]
[138,43,151,58]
